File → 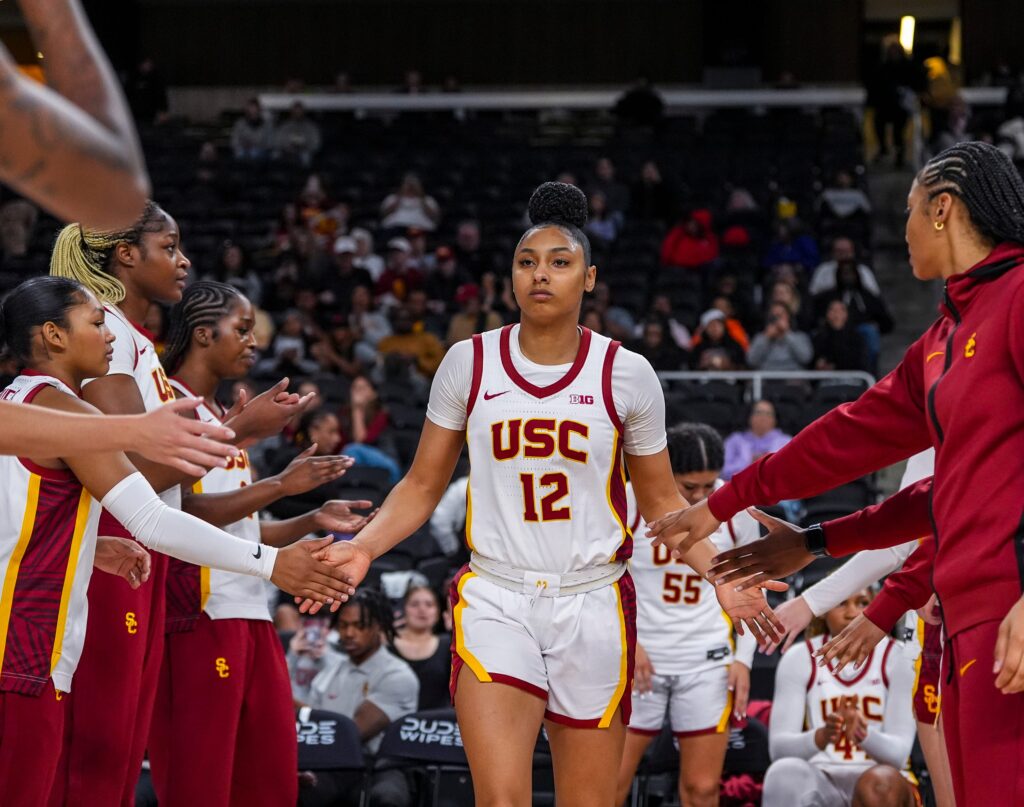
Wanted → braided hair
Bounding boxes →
[161,281,245,375]
[666,422,725,475]
[49,201,168,304]
[517,181,593,265]
[918,141,1024,245]
[344,588,396,644]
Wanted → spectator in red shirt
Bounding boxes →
[660,209,719,269]
[375,237,425,304]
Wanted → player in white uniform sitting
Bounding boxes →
[763,588,919,807]
[298,182,785,807]
[616,423,759,807]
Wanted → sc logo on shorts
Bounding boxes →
[125,612,138,635]
[215,657,231,678]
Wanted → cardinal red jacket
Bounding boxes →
[709,243,1024,638]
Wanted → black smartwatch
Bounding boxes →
[803,523,830,558]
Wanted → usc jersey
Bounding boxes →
[164,379,268,631]
[804,634,898,766]
[627,481,759,673]
[0,373,102,694]
[84,304,181,512]
[462,326,647,573]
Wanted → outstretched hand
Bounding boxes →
[714,580,789,645]
[134,398,241,476]
[761,595,815,655]
[646,498,721,557]
[814,613,885,675]
[706,508,815,591]
[297,540,374,615]
[313,500,378,534]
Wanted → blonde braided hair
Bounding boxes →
[50,201,166,304]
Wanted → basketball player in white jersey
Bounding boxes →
[298,182,785,806]
[616,423,759,807]
[763,589,919,807]
[0,276,349,805]
[48,204,320,804]
[147,281,374,807]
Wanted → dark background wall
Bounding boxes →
[59,0,1024,88]
[79,0,864,87]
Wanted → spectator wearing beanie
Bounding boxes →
[690,309,746,371]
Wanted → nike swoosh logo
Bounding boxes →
[139,346,148,355]
[959,658,976,677]
[483,390,510,400]
[252,545,262,559]
[925,351,945,363]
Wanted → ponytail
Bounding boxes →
[49,201,167,304]
[0,276,88,365]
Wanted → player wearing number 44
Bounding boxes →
[297,182,785,807]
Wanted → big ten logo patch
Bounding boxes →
[215,657,231,678]
[125,611,138,634]
[569,394,594,405]
[490,418,589,463]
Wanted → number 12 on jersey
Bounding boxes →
[519,472,571,522]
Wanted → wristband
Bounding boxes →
[804,524,830,558]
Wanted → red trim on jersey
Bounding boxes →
[601,340,624,433]
[881,639,893,689]
[627,727,662,737]
[18,458,76,482]
[675,726,724,738]
[610,436,632,562]
[20,370,81,397]
[498,324,592,399]
[466,333,484,417]
[827,638,876,688]
[805,639,818,691]
[17,381,77,481]
[726,519,738,545]
[489,674,548,701]
[129,319,158,344]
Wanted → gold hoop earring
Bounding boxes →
[934,221,944,231]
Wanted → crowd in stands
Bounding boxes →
[16,76,1024,803]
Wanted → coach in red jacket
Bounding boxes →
[646,142,1024,806]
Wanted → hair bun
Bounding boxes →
[528,182,589,229]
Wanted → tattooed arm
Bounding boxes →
[0,0,149,229]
